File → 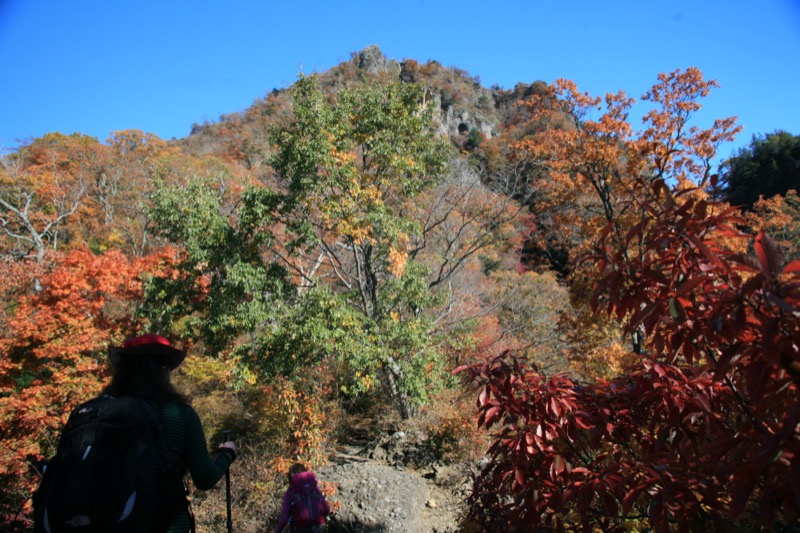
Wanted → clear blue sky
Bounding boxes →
[1,0,799,165]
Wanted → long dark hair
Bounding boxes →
[103,353,188,406]
[288,463,307,484]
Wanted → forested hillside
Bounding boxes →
[1,46,798,531]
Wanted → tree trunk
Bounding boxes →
[382,358,412,420]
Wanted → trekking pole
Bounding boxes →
[222,429,233,533]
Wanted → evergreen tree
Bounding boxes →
[720,130,800,208]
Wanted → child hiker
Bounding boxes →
[274,463,331,533]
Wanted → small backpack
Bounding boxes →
[289,482,326,530]
[33,395,186,533]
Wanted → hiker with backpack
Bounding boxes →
[34,333,237,533]
[274,463,331,533]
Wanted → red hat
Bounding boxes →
[108,334,185,370]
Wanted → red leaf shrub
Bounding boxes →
[461,179,800,531]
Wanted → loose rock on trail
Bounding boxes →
[318,432,469,533]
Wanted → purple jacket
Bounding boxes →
[274,471,330,532]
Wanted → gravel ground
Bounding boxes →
[317,436,469,533]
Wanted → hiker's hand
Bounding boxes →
[218,441,237,462]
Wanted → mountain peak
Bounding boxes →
[354,45,394,74]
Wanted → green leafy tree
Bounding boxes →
[246,76,453,418]
[145,76,522,420]
[145,177,290,354]
[720,130,800,208]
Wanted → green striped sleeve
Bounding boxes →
[161,402,233,533]
[162,402,233,490]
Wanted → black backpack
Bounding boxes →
[33,395,186,533]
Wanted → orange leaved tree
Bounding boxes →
[0,247,178,529]
[514,67,741,266]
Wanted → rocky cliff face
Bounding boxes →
[355,44,401,76]
[340,46,500,145]
[437,100,497,141]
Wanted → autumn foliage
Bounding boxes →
[2,51,798,532]
[460,182,800,529]
[0,247,179,526]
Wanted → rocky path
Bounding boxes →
[318,434,468,533]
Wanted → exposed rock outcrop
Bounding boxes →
[355,45,400,76]
[320,461,429,533]
[316,430,471,532]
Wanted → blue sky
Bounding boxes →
[1,0,799,166]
